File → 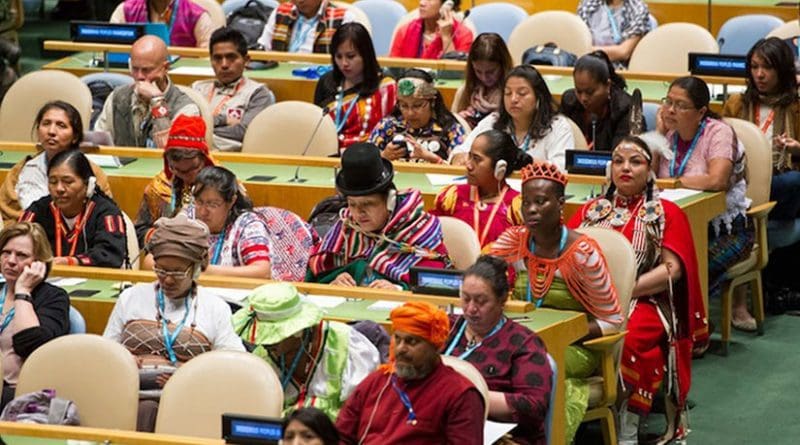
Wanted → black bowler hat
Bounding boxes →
[336,143,394,196]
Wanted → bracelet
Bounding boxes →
[14,293,33,303]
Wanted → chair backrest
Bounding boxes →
[175,84,215,147]
[544,353,557,444]
[155,350,283,438]
[642,101,660,132]
[766,19,799,39]
[440,355,490,419]
[15,334,139,430]
[723,117,772,206]
[507,11,593,65]
[628,22,718,73]
[437,216,480,270]
[648,13,658,30]
[353,0,408,56]
[221,0,279,16]
[717,14,784,56]
[0,70,93,142]
[574,227,636,327]
[68,306,86,334]
[79,72,135,88]
[467,2,528,43]
[121,211,140,270]
[566,116,588,150]
[241,101,339,156]
[450,84,466,114]
[332,1,372,35]
[190,0,227,30]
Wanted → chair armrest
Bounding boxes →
[582,331,626,351]
[747,201,776,220]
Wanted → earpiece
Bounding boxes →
[86,176,97,199]
[386,189,397,213]
[494,160,508,181]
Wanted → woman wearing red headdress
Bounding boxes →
[490,160,622,443]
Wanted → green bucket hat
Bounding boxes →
[232,282,323,345]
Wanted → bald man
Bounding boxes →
[94,36,200,148]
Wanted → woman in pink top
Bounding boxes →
[389,0,474,59]
[655,76,755,333]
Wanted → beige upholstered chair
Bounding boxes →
[175,84,215,147]
[450,84,467,114]
[241,101,339,156]
[15,334,139,430]
[628,23,718,73]
[438,216,481,270]
[155,350,283,438]
[507,12,593,65]
[566,116,589,150]
[190,0,227,30]
[575,227,636,445]
[766,20,799,39]
[0,70,92,143]
[441,355,490,419]
[122,211,140,270]
[718,117,775,355]
[332,1,373,35]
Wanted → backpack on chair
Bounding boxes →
[86,79,115,128]
[0,389,80,425]
[227,0,274,50]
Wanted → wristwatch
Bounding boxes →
[14,293,33,303]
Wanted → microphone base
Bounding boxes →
[288,177,308,183]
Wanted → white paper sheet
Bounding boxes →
[85,154,122,168]
[302,294,347,309]
[506,178,522,192]
[169,66,215,76]
[367,300,404,311]
[658,187,703,202]
[484,420,517,444]
[426,173,467,186]
[204,287,252,304]
[49,278,87,287]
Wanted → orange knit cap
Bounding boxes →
[521,160,568,186]
[163,115,214,179]
[390,301,450,349]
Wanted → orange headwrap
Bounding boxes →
[381,301,450,374]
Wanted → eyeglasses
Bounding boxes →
[660,98,696,112]
[195,199,227,210]
[153,264,193,279]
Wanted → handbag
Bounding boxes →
[522,43,578,67]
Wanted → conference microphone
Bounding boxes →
[590,113,598,150]
[290,107,330,183]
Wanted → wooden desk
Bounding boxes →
[0,421,223,444]
[49,265,581,445]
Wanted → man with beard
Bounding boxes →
[336,301,484,444]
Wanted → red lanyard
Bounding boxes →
[208,78,244,116]
[754,104,775,134]
[472,186,508,246]
[51,201,94,258]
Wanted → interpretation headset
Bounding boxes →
[493,160,508,181]
[386,189,397,213]
[86,176,97,199]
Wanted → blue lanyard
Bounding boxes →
[510,125,531,152]
[526,226,569,305]
[165,0,178,45]
[443,317,506,359]
[278,329,309,390]
[669,118,707,178]
[157,288,191,365]
[602,4,623,44]
[289,15,320,52]
[210,227,227,265]
[0,285,15,334]
[391,375,418,425]
[334,90,359,134]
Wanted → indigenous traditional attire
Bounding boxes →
[450,112,574,170]
[656,117,754,301]
[723,93,800,220]
[192,77,274,152]
[577,0,651,67]
[111,0,214,47]
[431,183,522,250]
[337,301,484,445]
[21,194,128,268]
[389,17,474,59]
[560,85,641,151]
[0,282,70,410]
[307,189,450,287]
[570,193,709,440]
[444,315,551,445]
[134,115,215,246]
[314,73,397,153]
[258,0,353,53]
[368,115,465,162]
[208,207,316,282]
[0,152,112,226]
[232,283,379,419]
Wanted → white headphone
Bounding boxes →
[386,189,397,213]
[494,159,508,181]
[86,176,97,199]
